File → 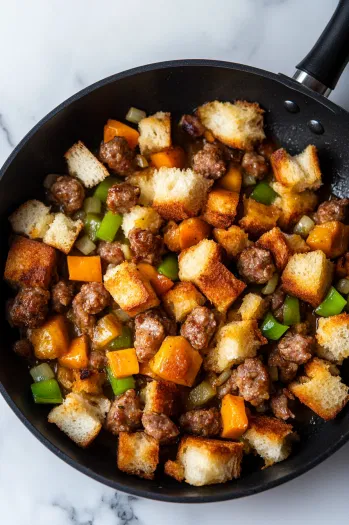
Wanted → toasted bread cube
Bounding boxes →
[122,205,163,237]
[281,250,333,307]
[138,111,171,156]
[65,140,110,188]
[48,392,109,448]
[197,100,265,151]
[284,233,311,254]
[289,358,349,420]
[117,431,159,480]
[205,320,266,372]
[238,293,267,321]
[30,315,70,360]
[43,213,83,254]
[143,380,180,416]
[165,436,243,486]
[257,227,292,271]
[128,168,155,206]
[243,415,294,467]
[239,198,280,237]
[152,167,211,221]
[4,236,56,288]
[72,370,105,395]
[271,145,322,192]
[306,221,349,258]
[179,239,246,312]
[213,225,250,257]
[202,189,239,228]
[162,282,205,322]
[93,314,122,349]
[272,183,318,231]
[104,261,159,317]
[316,314,349,364]
[9,200,53,239]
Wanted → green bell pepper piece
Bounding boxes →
[96,211,123,242]
[315,287,346,317]
[31,379,63,404]
[261,312,289,340]
[94,177,122,202]
[251,182,278,205]
[157,254,179,280]
[283,295,300,326]
[108,326,133,350]
[85,213,102,241]
[106,367,135,396]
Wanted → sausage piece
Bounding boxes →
[314,198,349,224]
[270,389,295,420]
[237,246,275,284]
[51,280,75,313]
[76,283,110,315]
[9,287,50,328]
[179,114,205,138]
[106,183,140,214]
[134,309,176,362]
[180,306,216,350]
[192,143,226,180]
[217,370,238,399]
[179,408,221,437]
[99,137,135,175]
[268,348,298,383]
[97,241,125,266]
[236,357,270,406]
[128,228,163,265]
[105,389,142,435]
[13,339,33,359]
[50,175,85,214]
[277,333,314,365]
[142,412,179,443]
[241,152,268,179]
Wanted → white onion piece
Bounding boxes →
[126,107,146,124]
[261,273,279,295]
[75,235,96,255]
[294,215,315,238]
[337,278,349,295]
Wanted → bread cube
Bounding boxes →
[197,100,265,150]
[30,315,70,360]
[306,221,349,258]
[143,380,180,416]
[281,250,333,307]
[162,282,205,322]
[164,436,243,486]
[43,213,83,254]
[243,415,294,467]
[72,370,105,395]
[284,233,311,254]
[104,261,159,317]
[289,358,349,420]
[121,205,163,237]
[272,185,318,230]
[257,227,292,271]
[138,111,171,156]
[127,168,155,205]
[238,293,267,321]
[179,239,246,313]
[316,314,349,364]
[65,140,110,188]
[9,200,53,239]
[239,198,280,237]
[202,189,239,228]
[117,431,159,479]
[213,225,250,257]
[271,145,322,192]
[152,167,211,221]
[205,320,266,372]
[4,236,56,289]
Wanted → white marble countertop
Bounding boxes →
[1,0,349,522]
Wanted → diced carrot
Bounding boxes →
[163,221,181,252]
[107,348,139,378]
[221,394,248,439]
[178,218,211,250]
[218,164,242,193]
[104,119,139,149]
[204,130,215,143]
[31,315,69,360]
[138,361,161,380]
[67,256,102,282]
[150,147,186,169]
[306,221,349,258]
[93,314,122,349]
[59,335,89,369]
[137,262,174,296]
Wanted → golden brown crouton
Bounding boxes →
[270,145,322,192]
[213,225,250,257]
[257,227,292,271]
[65,140,110,188]
[202,189,239,228]
[162,282,206,322]
[239,198,280,237]
[272,185,318,230]
[289,358,349,420]
[43,213,83,254]
[281,250,333,307]
[164,459,185,482]
[306,221,349,259]
[117,431,159,480]
[238,293,267,321]
[316,314,349,364]
[121,205,163,237]
[284,233,311,254]
[143,380,181,416]
[4,236,56,289]
[72,371,105,395]
[9,200,53,239]
[138,111,171,156]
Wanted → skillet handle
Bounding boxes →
[294,0,349,96]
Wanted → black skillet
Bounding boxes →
[1,0,349,504]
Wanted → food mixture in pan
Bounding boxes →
[4,100,349,486]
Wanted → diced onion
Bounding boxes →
[84,196,101,215]
[336,278,349,295]
[242,173,257,187]
[73,209,86,222]
[30,363,55,383]
[294,215,315,238]
[261,273,279,295]
[126,107,146,124]
[43,173,59,189]
[135,154,149,168]
[75,235,96,255]
[214,369,232,388]
[121,244,132,260]
[112,308,131,323]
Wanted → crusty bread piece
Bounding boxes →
[162,282,206,322]
[117,431,159,480]
[121,205,163,237]
[48,393,109,448]
[238,293,267,321]
[152,167,211,221]
[197,100,265,150]
[284,233,311,254]
[164,436,243,486]
[104,261,159,316]
[138,111,171,156]
[179,239,246,313]
[239,198,280,237]
[143,380,180,416]
[127,168,155,205]
[272,184,318,230]
[213,225,250,257]
[202,189,239,228]
[257,227,292,271]
[72,370,105,395]
[4,236,56,289]
[271,145,322,192]
[65,140,110,188]
[316,314,349,364]
[205,320,266,372]
[43,213,83,254]
[281,250,333,307]
[243,415,294,467]
[9,200,53,239]
[289,358,349,420]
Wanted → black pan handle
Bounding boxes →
[294,0,349,96]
